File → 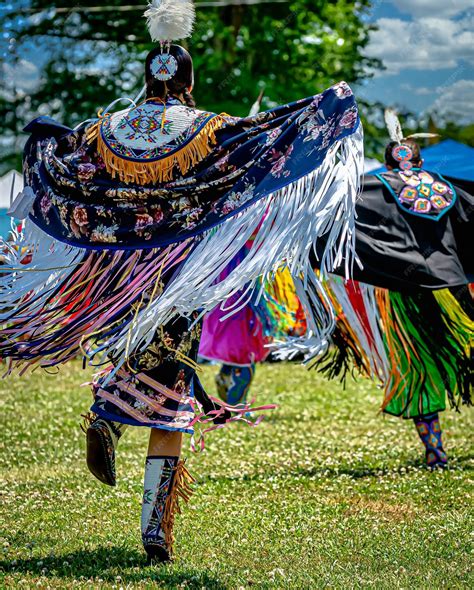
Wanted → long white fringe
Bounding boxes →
[109,124,364,370]
[0,223,87,322]
[0,124,364,372]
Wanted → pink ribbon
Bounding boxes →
[188,396,277,453]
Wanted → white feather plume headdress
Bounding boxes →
[384,108,404,144]
[384,108,438,143]
[144,0,195,43]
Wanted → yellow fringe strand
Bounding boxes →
[434,288,474,351]
[88,115,227,185]
[162,460,196,557]
[376,288,420,411]
[85,119,101,144]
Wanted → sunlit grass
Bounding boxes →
[0,361,472,589]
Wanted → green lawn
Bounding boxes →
[0,361,473,589]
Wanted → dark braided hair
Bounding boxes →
[145,44,196,107]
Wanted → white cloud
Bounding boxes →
[394,0,472,18]
[413,87,432,96]
[366,17,473,74]
[430,79,474,124]
[400,83,433,96]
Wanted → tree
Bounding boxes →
[191,0,378,113]
[1,0,379,173]
[360,107,474,162]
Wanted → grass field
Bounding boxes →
[0,361,473,589]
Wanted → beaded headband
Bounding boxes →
[144,0,195,82]
[384,108,438,170]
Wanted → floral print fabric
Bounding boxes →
[91,313,204,432]
[23,82,359,250]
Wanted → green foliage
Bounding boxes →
[0,361,473,588]
[2,2,471,173]
[1,0,378,172]
[190,0,378,114]
[359,104,474,162]
[441,122,474,148]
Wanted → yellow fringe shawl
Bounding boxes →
[86,114,227,185]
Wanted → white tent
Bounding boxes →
[0,170,23,209]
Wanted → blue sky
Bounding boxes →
[2,1,473,124]
[358,0,473,123]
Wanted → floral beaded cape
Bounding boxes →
[24,84,359,250]
[1,81,363,371]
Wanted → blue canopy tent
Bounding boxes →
[370,139,474,181]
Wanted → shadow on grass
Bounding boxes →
[296,460,426,480]
[296,452,474,479]
[0,546,227,589]
[200,452,473,484]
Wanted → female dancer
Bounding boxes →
[313,114,473,468]
[0,0,362,562]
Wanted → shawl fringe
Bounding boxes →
[87,115,227,185]
[0,125,364,375]
[299,280,473,418]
